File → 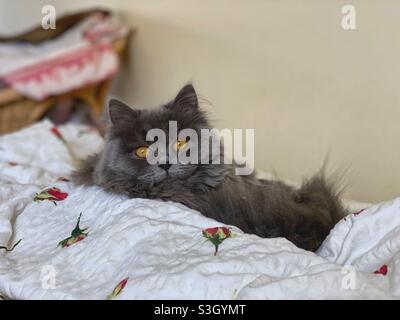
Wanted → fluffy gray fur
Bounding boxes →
[73,84,347,252]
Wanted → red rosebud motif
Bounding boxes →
[202,227,232,256]
[58,213,89,248]
[205,227,219,236]
[50,127,76,161]
[374,265,388,276]
[221,227,230,237]
[47,188,68,200]
[34,187,68,205]
[50,127,63,140]
[107,277,129,300]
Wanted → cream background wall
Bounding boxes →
[0,0,399,203]
[0,0,117,33]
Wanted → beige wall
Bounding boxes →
[1,0,399,203]
[0,0,117,33]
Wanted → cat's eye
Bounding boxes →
[175,140,187,151]
[135,146,149,158]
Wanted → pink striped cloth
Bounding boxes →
[0,14,129,100]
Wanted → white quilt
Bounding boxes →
[0,120,399,300]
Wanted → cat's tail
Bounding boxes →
[282,169,348,251]
[295,168,348,226]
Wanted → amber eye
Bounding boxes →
[135,146,149,158]
[175,140,187,151]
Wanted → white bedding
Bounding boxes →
[0,120,399,299]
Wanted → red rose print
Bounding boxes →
[34,187,68,205]
[205,227,219,236]
[47,188,68,200]
[50,127,76,160]
[76,235,86,242]
[50,127,63,140]
[202,227,233,256]
[221,227,230,236]
[374,265,388,276]
[107,277,129,300]
[58,213,89,248]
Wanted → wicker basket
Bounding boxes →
[0,98,53,135]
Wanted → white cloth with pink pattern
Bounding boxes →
[0,14,128,100]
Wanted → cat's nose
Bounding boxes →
[159,164,171,171]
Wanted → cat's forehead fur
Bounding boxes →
[108,84,209,144]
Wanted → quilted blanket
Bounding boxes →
[0,120,399,299]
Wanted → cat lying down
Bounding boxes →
[73,84,347,252]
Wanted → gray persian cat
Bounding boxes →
[73,84,347,252]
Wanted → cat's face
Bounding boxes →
[104,84,212,188]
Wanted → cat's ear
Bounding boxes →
[108,99,138,126]
[173,84,199,110]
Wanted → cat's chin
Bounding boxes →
[136,169,192,187]
[167,164,197,179]
[152,168,196,186]
[137,170,168,186]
